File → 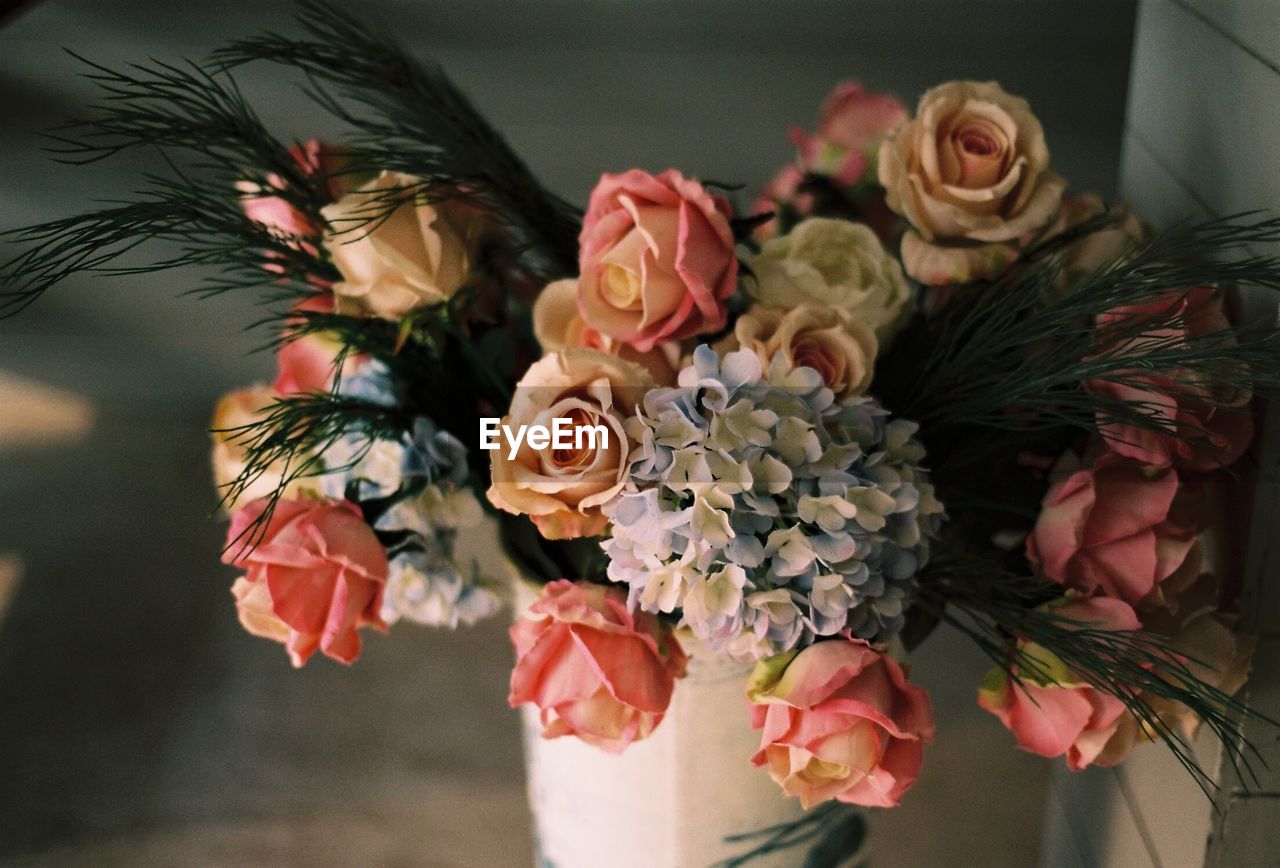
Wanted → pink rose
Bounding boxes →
[746,639,935,808]
[509,580,688,753]
[1086,288,1253,471]
[271,295,366,396]
[978,595,1140,770]
[1027,449,1198,605]
[223,497,388,667]
[238,139,339,240]
[578,169,737,352]
[791,82,907,187]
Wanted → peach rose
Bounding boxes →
[747,639,935,808]
[509,579,687,753]
[487,349,653,539]
[879,81,1065,285]
[210,386,322,511]
[578,169,737,351]
[978,595,1140,770]
[1026,449,1198,605]
[718,304,878,398]
[322,171,480,320]
[223,497,388,667]
[1086,288,1253,471]
[533,278,679,385]
[1116,572,1254,748]
[748,217,913,341]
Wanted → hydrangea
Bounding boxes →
[602,345,944,658]
[319,374,501,629]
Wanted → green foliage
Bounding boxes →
[211,0,581,281]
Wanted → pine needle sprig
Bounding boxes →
[218,387,414,549]
[210,0,582,279]
[0,175,331,316]
[915,552,1272,794]
[885,214,1280,449]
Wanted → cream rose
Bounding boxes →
[879,80,1065,285]
[719,304,878,398]
[533,278,679,385]
[321,171,478,319]
[487,349,653,540]
[747,217,913,341]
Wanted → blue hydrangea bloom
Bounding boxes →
[602,345,944,659]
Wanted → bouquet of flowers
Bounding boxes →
[5,4,1279,864]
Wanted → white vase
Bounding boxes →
[518,628,806,868]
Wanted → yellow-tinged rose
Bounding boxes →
[747,217,913,342]
[533,278,680,385]
[718,304,878,398]
[487,349,653,540]
[322,171,480,319]
[879,80,1065,285]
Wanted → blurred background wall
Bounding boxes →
[0,2,1136,864]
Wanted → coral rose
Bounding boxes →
[747,639,935,808]
[718,303,878,398]
[1027,449,1198,605]
[533,278,679,385]
[748,217,913,341]
[879,81,1065,285]
[978,595,1140,770]
[509,579,688,753]
[487,349,653,539]
[322,171,480,320]
[223,497,388,667]
[578,169,737,352]
[1086,288,1253,471]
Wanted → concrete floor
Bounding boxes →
[0,2,1137,864]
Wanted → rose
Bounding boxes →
[1111,571,1255,750]
[1044,194,1146,289]
[1086,288,1253,471]
[533,278,679,385]
[509,579,687,753]
[223,497,388,667]
[238,139,339,240]
[210,386,323,512]
[746,638,935,808]
[322,171,480,320]
[978,595,1140,770]
[717,304,878,398]
[1027,449,1199,605]
[578,169,737,351]
[747,217,913,341]
[487,349,653,539]
[792,81,908,187]
[879,80,1065,285]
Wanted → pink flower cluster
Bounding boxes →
[979,286,1254,771]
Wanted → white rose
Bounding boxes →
[747,217,913,342]
[321,171,478,320]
